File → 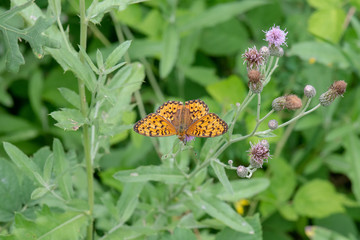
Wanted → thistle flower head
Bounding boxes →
[268,119,278,130]
[242,46,264,70]
[236,165,249,178]
[319,80,347,106]
[248,70,263,93]
[264,25,288,48]
[184,135,195,144]
[304,85,316,98]
[248,141,270,168]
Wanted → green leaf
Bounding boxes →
[288,41,349,68]
[169,228,197,240]
[306,226,350,240]
[50,108,86,131]
[29,70,46,125]
[48,0,61,18]
[192,194,253,234]
[96,49,104,70]
[53,139,73,200]
[210,160,233,194]
[183,67,219,86]
[43,154,54,183]
[3,142,40,182]
[113,165,186,184]
[0,158,22,222]
[215,214,262,240]
[31,187,48,200]
[13,206,88,240]
[160,23,179,78]
[345,134,360,202]
[179,0,267,32]
[307,0,342,9]
[308,8,346,43]
[58,88,81,109]
[200,18,248,56]
[78,45,99,74]
[293,179,346,218]
[116,182,145,225]
[206,75,246,106]
[105,40,131,69]
[204,178,270,202]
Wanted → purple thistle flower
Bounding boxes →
[184,135,195,144]
[264,25,288,47]
[242,46,264,71]
[248,141,270,168]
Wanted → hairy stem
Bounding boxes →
[79,0,94,239]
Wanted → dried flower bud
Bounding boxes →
[260,46,270,60]
[285,94,302,110]
[272,95,302,111]
[268,119,278,130]
[236,165,248,178]
[304,85,316,98]
[319,80,347,106]
[248,70,263,93]
[242,46,264,71]
[248,141,270,168]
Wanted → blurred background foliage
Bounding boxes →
[0,0,359,239]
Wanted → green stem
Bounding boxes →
[79,0,94,239]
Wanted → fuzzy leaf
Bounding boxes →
[105,40,131,69]
[50,108,86,131]
[160,23,179,78]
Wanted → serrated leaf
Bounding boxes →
[105,40,131,69]
[210,160,233,194]
[113,165,186,184]
[50,108,86,131]
[0,0,33,22]
[192,194,253,233]
[58,88,81,109]
[31,187,48,200]
[48,0,61,18]
[53,139,73,200]
[160,23,179,78]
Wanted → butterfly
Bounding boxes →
[133,99,228,143]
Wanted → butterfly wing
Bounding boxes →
[186,113,228,138]
[185,99,209,122]
[133,113,176,137]
[155,101,183,121]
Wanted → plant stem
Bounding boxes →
[79,0,94,239]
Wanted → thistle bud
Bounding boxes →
[236,165,248,178]
[260,139,269,149]
[268,119,278,130]
[285,95,302,110]
[270,46,284,57]
[260,46,270,60]
[319,80,347,106]
[272,96,287,111]
[304,85,316,98]
[228,160,233,167]
[248,70,263,93]
[248,141,270,168]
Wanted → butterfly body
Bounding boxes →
[134,100,228,143]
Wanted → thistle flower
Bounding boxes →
[242,46,264,70]
[304,85,316,98]
[248,69,263,93]
[236,165,249,178]
[264,25,288,48]
[319,80,347,106]
[184,135,195,144]
[248,141,270,168]
[272,95,302,111]
[268,119,278,130]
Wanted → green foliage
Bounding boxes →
[0,0,359,239]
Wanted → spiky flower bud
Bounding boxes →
[272,95,302,111]
[242,46,264,71]
[260,139,269,149]
[248,141,270,168]
[270,46,284,57]
[248,70,263,93]
[260,46,270,60]
[304,85,316,98]
[319,80,347,106]
[236,165,248,178]
[228,160,233,167]
[268,119,278,130]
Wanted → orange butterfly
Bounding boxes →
[133,99,228,143]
